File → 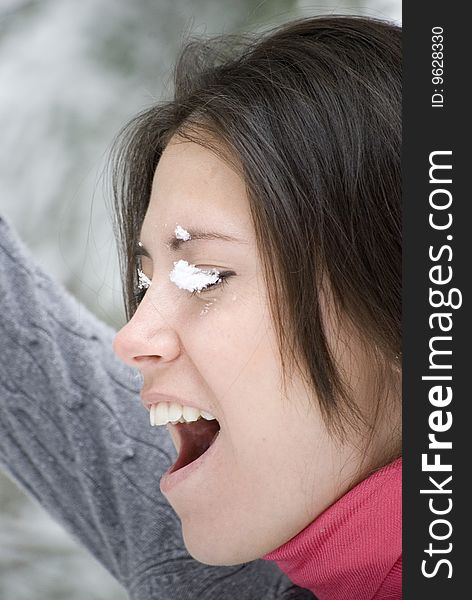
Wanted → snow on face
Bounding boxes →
[169,259,220,292]
[137,268,151,290]
[169,225,220,293]
[175,224,191,241]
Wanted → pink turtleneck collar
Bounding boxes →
[263,457,402,600]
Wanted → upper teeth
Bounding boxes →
[149,402,217,426]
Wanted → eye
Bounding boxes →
[189,271,234,297]
[132,266,235,304]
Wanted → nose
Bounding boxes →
[112,295,181,370]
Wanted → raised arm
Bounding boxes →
[0,215,314,600]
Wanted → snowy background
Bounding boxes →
[0,1,401,598]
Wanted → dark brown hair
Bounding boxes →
[110,15,402,468]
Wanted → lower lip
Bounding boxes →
[160,430,221,494]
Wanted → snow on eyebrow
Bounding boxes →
[174,225,191,241]
[169,260,220,292]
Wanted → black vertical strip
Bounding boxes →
[403,2,469,597]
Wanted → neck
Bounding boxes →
[262,458,402,600]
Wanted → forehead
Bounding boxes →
[140,138,252,240]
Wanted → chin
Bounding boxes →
[182,526,259,566]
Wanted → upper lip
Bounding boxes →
[140,389,215,416]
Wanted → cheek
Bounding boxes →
[185,287,276,400]
[198,298,217,316]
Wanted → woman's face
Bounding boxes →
[112,135,368,565]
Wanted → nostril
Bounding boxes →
[132,354,164,368]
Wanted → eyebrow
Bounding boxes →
[135,228,248,258]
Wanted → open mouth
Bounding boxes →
[168,418,221,474]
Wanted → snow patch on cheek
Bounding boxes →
[169,259,220,292]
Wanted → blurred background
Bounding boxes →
[0,1,401,598]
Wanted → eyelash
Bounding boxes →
[189,273,231,297]
[132,268,233,304]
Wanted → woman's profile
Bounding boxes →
[1,14,401,600]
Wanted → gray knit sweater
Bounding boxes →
[0,215,314,599]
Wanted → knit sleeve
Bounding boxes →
[0,215,315,600]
